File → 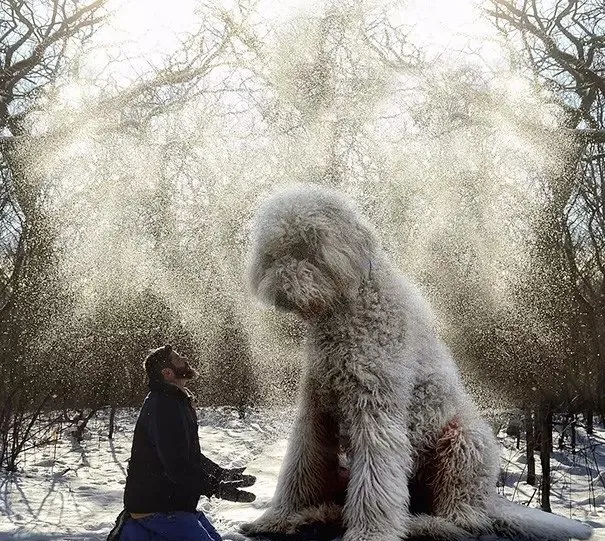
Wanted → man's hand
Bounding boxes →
[214,467,256,502]
[220,466,256,487]
[215,480,256,502]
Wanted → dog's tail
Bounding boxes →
[406,499,593,541]
[486,496,593,541]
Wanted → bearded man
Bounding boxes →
[110,344,256,541]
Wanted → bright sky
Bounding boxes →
[60,0,505,108]
[104,0,198,50]
[403,0,504,65]
[95,0,500,68]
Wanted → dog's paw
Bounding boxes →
[239,510,297,535]
[220,533,249,541]
[292,502,343,527]
[406,514,475,541]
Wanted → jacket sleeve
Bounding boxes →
[200,452,223,480]
[147,394,218,496]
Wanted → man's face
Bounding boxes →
[161,350,197,384]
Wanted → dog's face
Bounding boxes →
[247,185,377,319]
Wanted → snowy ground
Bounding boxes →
[0,407,603,541]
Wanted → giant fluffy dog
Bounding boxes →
[242,184,593,541]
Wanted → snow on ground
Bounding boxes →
[495,420,605,538]
[0,408,603,541]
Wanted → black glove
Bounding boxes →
[214,467,257,502]
[219,466,256,487]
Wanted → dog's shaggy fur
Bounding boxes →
[241,184,593,541]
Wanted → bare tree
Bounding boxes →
[487,0,605,408]
[486,0,605,510]
[0,0,108,471]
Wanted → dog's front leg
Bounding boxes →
[240,376,340,535]
[343,406,411,541]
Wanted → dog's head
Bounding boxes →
[247,184,377,318]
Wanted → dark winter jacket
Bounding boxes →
[124,381,222,513]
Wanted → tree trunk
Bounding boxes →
[73,408,97,443]
[586,409,594,435]
[108,406,116,440]
[525,409,536,485]
[558,413,573,450]
[571,414,576,454]
[539,406,552,512]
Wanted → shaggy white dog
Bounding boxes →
[241,184,593,541]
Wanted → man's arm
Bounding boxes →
[147,395,255,501]
[147,395,216,496]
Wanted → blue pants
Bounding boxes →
[119,511,222,541]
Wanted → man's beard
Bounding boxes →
[170,363,197,380]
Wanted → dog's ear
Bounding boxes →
[318,240,361,291]
[314,219,377,302]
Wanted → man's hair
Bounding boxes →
[144,344,173,382]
